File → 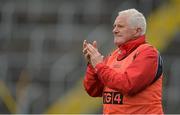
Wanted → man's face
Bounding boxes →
[112,15,136,46]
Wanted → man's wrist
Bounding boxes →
[94,62,105,73]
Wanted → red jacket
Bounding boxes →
[83,35,163,114]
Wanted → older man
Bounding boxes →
[83,9,164,114]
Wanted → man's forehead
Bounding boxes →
[114,15,128,24]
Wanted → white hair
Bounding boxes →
[118,8,146,35]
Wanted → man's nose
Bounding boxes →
[113,27,118,34]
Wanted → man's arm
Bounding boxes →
[95,46,159,95]
[83,64,104,97]
[82,40,104,97]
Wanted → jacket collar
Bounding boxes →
[117,35,146,61]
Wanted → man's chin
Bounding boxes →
[114,41,123,46]
[114,38,124,45]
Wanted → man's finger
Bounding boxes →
[83,47,88,54]
[84,52,91,63]
[83,40,87,49]
[87,44,100,58]
[86,48,94,56]
[85,52,90,58]
[87,43,97,53]
[86,44,94,53]
[93,41,97,49]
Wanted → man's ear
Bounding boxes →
[134,28,142,37]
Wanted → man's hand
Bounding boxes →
[83,40,90,63]
[82,40,98,64]
[86,43,104,68]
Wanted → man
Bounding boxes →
[82,9,164,114]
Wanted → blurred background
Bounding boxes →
[0,0,180,114]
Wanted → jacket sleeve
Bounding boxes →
[83,64,104,97]
[95,46,159,95]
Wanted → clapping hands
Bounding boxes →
[82,40,104,68]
